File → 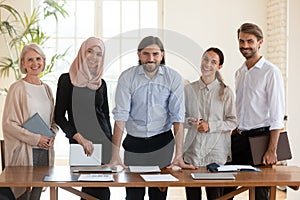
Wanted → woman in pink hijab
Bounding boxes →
[55,37,112,200]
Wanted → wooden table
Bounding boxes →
[0,165,299,200]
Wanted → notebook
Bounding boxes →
[249,131,292,165]
[22,113,53,137]
[191,173,235,180]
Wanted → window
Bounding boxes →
[36,0,162,160]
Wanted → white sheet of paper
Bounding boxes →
[128,166,161,173]
[78,174,114,182]
[140,174,178,182]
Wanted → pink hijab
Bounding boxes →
[69,37,105,90]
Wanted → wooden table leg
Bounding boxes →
[60,187,99,200]
[270,186,277,200]
[216,187,249,200]
[50,187,58,200]
[248,187,255,200]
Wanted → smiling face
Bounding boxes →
[201,50,222,79]
[138,44,164,76]
[22,50,45,76]
[238,32,263,59]
[85,45,103,69]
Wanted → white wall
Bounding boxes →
[164,0,267,89]
[287,0,300,199]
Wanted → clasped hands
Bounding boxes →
[187,117,209,133]
[37,135,55,148]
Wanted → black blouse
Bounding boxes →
[54,73,112,143]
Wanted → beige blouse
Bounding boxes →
[183,79,236,166]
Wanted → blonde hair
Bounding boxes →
[19,44,46,74]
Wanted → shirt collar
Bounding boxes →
[198,78,219,90]
[242,56,265,70]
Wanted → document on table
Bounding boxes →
[217,165,261,172]
[78,174,114,182]
[140,174,178,182]
[128,166,161,173]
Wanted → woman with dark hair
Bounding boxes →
[183,47,237,200]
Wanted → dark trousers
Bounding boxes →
[17,148,49,200]
[81,187,110,200]
[186,187,224,200]
[0,187,15,200]
[126,187,167,200]
[123,130,174,200]
[223,128,270,200]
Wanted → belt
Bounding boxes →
[237,126,270,136]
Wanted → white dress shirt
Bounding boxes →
[235,56,284,131]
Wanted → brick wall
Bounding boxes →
[266,0,287,85]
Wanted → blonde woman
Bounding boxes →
[2,44,58,199]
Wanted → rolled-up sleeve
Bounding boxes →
[168,72,185,123]
[268,68,285,130]
[112,72,132,122]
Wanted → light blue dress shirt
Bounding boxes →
[113,65,185,138]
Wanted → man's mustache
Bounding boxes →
[240,48,251,51]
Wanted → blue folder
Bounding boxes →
[22,113,54,137]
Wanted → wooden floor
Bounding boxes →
[41,186,286,199]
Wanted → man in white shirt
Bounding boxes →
[225,23,285,200]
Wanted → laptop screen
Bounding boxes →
[69,144,102,166]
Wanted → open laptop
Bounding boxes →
[191,173,235,180]
[69,144,113,173]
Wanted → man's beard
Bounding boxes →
[142,62,160,73]
[240,48,257,59]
